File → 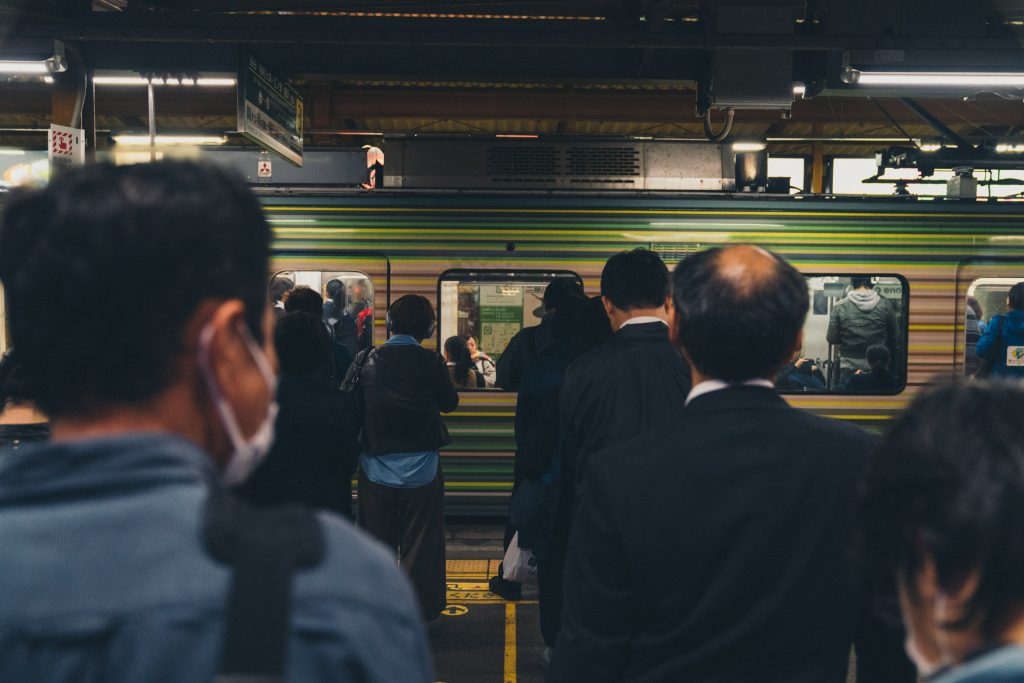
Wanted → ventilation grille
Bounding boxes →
[566,146,641,178]
[486,146,559,182]
[651,242,701,263]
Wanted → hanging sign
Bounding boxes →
[48,124,85,171]
[237,48,304,166]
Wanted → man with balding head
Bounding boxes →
[550,246,911,683]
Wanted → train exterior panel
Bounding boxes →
[264,192,1024,516]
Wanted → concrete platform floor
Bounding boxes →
[433,525,545,683]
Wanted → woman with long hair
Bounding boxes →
[444,335,481,390]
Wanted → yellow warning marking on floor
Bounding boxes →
[441,605,469,617]
[504,602,517,683]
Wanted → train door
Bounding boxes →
[269,250,390,361]
[956,260,1024,377]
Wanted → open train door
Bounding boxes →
[268,249,391,356]
[955,258,1024,377]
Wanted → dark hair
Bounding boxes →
[0,161,271,417]
[1009,282,1024,311]
[284,286,323,316]
[967,296,983,320]
[275,312,331,376]
[851,276,874,290]
[861,382,1024,637]
[543,277,585,312]
[325,278,346,303]
[601,249,669,311]
[270,274,295,303]
[672,246,809,382]
[389,294,435,339]
[866,344,891,373]
[572,295,613,357]
[0,348,36,405]
[444,335,473,385]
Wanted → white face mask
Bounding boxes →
[197,319,279,486]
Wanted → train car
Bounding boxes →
[263,190,1024,517]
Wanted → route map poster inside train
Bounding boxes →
[479,286,523,359]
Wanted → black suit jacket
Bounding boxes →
[559,321,691,486]
[550,386,901,683]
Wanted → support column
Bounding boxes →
[811,122,825,193]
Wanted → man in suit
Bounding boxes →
[540,249,691,665]
[559,248,691,488]
[549,245,912,683]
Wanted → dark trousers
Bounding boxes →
[537,544,566,647]
[357,468,447,620]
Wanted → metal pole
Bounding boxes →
[147,77,156,162]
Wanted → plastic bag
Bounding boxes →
[502,531,538,585]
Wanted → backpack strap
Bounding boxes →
[203,489,325,683]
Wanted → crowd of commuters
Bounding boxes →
[2,160,1024,682]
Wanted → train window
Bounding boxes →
[965,277,1024,378]
[779,275,908,394]
[270,269,375,361]
[437,269,584,390]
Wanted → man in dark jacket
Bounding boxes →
[559,248,691,488]
[240,312,359,518]
[495,276,585,391]
[550,245,912,683]
[489,276,587,601]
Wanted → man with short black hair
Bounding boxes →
[550,245,911,683]
[0,162,432,682]
[559,248,691,486]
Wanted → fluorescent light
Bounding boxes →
[793,84,806,96]
[496,134,539,139]
[0,149,26,156]
[854,71,1024,87]
[0,61,49,74]
[996,144,1024,154]
[112,134,227,146]
[93,75,236,87]
[919,143,942,152]
[732,142,767,152]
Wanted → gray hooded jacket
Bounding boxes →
[826,289,898,361]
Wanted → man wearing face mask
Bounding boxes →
[0,161,433,682]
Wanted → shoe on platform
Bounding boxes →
[487,572,522,601]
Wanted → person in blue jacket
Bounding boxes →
[0,161,433,683]
[976,282,1024,379]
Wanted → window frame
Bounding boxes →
[270,267,378,348]
[436,268,584,391]
[778,272,911,396]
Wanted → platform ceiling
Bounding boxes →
[1,1,1023,156]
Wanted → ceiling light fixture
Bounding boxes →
[996,143,1024,154]
[849,70,1024,87]
[0,60,50,74]
[792,84,806,97]
[732,141,767,152]
[112,134,228,146]
[93,74,237,87]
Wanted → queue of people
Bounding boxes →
[2,160,1024,683]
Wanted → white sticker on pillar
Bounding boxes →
[48,124,85,170]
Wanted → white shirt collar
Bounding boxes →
[617,316,668,330]
[685,379,775,406]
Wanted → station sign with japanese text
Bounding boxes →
[237,48,303,166]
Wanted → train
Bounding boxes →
[263,190,1024,516]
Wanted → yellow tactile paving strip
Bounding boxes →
[445,559,538,605]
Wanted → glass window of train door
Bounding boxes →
[784,274,909,395]
[965,277,1023,377]
[437,269,584,391]
[270,269,376,351]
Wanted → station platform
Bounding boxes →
[433,526,545,683]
